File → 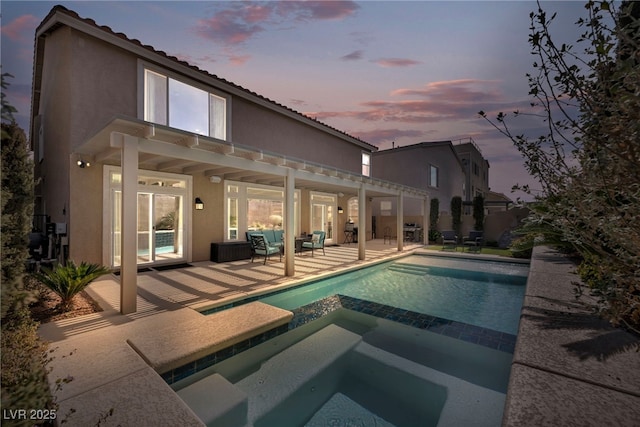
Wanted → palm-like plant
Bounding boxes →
[34,261,109,311]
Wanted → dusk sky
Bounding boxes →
[2,1,593,201]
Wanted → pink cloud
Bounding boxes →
[196,7,266,45]
[307,79,525,125]
[1,15,38,42]
[195,1,358,48]
[229,54,251,66]
[373,58,422,68]
[275,1,360,21]
[392,79,502,103]
[351,128,430,146]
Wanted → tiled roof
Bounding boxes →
[37,5,377,151]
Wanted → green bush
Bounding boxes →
[1,306,52,426]
[34,261,109,311]
[428,229,441,243]
[472,195,485,231]
[450,196,462,238]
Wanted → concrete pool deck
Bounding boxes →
[503,246,640,426]
[36,242,639,425]
[38,240,423,425]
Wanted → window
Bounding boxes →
[430,165,439,188]
[144,69,227,140]
[225,182,300,240]
[348,197,359,225]
[362,153,371,176]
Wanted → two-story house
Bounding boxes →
[370,141,465,237]
[453,139,490,203]
[29,6,429,312]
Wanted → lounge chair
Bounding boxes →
[441,230,458,251]
[249,234,282,264]
[463,230,483,252]
[302,230,325,256]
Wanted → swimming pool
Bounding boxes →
[176,309,514,427]
[259,255,528,335]
[175,254,528,426]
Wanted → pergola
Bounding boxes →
[80,116,430,313]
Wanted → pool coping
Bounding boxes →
[165,293,518,385]
[502,246,640,425]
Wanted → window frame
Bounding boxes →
[362,152,371,177]
[139,61,231,141]
[429,164,439,188]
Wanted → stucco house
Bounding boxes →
[371,141,465,211]
[453,139,490,202]
[29,6,430,313]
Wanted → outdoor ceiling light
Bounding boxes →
[209,176,222,184]
[195,197,204,210]
[76,159,90,168]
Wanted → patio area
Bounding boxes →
[37,239,427,426]
[39,239,423,342]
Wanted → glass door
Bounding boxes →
[310,193,336,244]
[138,193,153,263]
[107,168,188,268]
[153,194,183,262]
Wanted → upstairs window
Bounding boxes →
[362,153,371,176]
[144,69,227,140]
[430,165,439,188]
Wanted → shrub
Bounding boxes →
[34,261,109,311]
[450,196,462,239]
[1,306,51,426]
[472,195,485,231]
[428,229,441,243]
[429,198,439,229]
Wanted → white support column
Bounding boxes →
[397,191,404,251]
[284,169,295,276]
[119,133,138,314]
[358,184,366,260]
[423,196,430,245]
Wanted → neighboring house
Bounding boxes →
[485,191,513,214]
[29,6,429,312]
[370,141,465,239]
[453,139,490,202]
[371,141,465,212]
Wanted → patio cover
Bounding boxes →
[79,116,430,313]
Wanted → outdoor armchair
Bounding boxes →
[249,234,282,264]
[302,230,326,256]
[463,231,483,252]
[441,230,458,251]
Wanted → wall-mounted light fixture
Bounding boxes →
[76,159,90,168]
[209,176,222,184]
[195,197,204,210]
[338,206,344,214]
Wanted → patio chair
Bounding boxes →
[249,234,282,264]
[383,226,394,244]
[302,230,325,256]
[463,230,483,252]
[441,230,458,251]
[344,222,355,244]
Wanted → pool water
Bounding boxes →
[176,255,529,426]
[176,310,513,427]
[260,255,528,334]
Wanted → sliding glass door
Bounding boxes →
[310,192,336,244]
[106,167,190,268]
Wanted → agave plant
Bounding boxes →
[34,261,109,311]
